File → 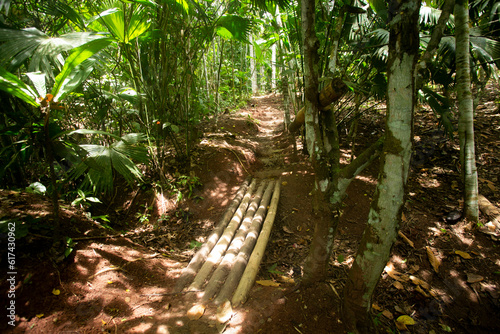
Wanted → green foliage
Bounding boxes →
[267,263,284,275]
[25,182,46,195]
[189,240,203,249]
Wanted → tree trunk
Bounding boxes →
[455,0,479,222]
[343,1,420,332]
[288,77,348,133]
[250,36,258,95]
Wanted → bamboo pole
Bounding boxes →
[215,180,277,304]
[188,181,266,291]
[174,178,254,292]
[201,180,273,302]
[232,179,281,307]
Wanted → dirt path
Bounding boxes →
[2,92,499,334]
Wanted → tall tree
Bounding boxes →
[343,0,421,332]
[455,0,479,222]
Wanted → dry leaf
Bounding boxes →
[207,207,214,211]
[256,280,280,287]
[398,231,415,248]
[281,181,288,186]
[393,281,405,290]
[409,275,431,290]
[426,246,441,273]
[385,265,409,282]
[282,226,293,234]
[467,273,484,283]
[395,315,415,331]
[394,305,405,314]
[187,304,206,320]
[455,250,472,259]
[415,285,430,298]
[216,300,233,323]
[409,264,420,274]
[52,288,60,296]
[372,303,382,311]
[36,314,44,318]
[382,310,394,320]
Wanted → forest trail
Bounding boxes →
[2,91,500,334]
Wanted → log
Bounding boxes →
[231,180,281,307]
[188,180,265,291]
[174,178,255,292]
[288,77,348,134]
[479,194,500,229]
[201,182,269,302]
[214,180,276,304]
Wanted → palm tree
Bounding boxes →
[455,0,479,221]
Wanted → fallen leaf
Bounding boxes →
[125,297,131,303]
[398,231,415,248]
[101,319,107,325]
[382,310,394,320]
[409,264,420,274]
[395,315,415,331]
[282,226,293,234]
[207,207,214,211]
[455,250,472,259]
[36,314,44,318]
[409,275,431,290]
[52,289,60,296]
[426,246,441,273]
[467,273,484,283]
[107,281,113,284]
[393,281,405,290]
[256,280,280,287]
[415,285,430,298]
[281,181,288,186]
[372,303,382,311]
[385,265,409,282]
[187,304,206,320]
[216,300,233,323]
[394,305,405,314]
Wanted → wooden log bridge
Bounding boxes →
[288,77,348,134]
[174,177,281,309]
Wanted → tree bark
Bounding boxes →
[455,0,479,222]
[288,77,348,133]
[343,1,420,332]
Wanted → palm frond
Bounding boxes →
[71,132,147,194]
[0,28,108,76]
[216,15,253,43]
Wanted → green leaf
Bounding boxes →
[52,38,112,102]
[25,182,46,195]
[368,0,388,22]
[0,67,39,106]
[216,15,252,42]
[26,72,46,98]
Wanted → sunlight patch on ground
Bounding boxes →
[355,174,377,185]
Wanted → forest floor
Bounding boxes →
[1,87,500,334]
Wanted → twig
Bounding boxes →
[140,290,202,297]
[224,148,252,176]
[88,266,127,279]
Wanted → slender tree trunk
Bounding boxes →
[343,1,420,332]
[250,36,258,95]
[300,0,336,283]
[455,0,479,222]
[271,43,277,91]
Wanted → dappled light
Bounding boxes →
[0,1,499,333]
